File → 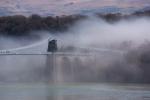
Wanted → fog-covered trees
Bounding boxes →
[0,14,85,36]
[125,42,150,83]
[0,10,150,36]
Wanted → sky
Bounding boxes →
[0,0,150,16]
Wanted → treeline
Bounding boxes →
[0,10,150,36]
[0,14,85,36]
[97,10,150,22]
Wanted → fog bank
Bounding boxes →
[1,15,150,83]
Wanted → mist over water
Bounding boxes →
[0,15,150,83]
[0,15,150,100]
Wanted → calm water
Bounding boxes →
[0,53,150,100]
[0,83,150,100]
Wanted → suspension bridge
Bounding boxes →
[0,37,124,56]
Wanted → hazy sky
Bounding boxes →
[0,0,149,15]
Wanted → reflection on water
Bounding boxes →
[0,54,150,100]
[0,83,150,100]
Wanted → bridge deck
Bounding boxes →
[0,52,95,56]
